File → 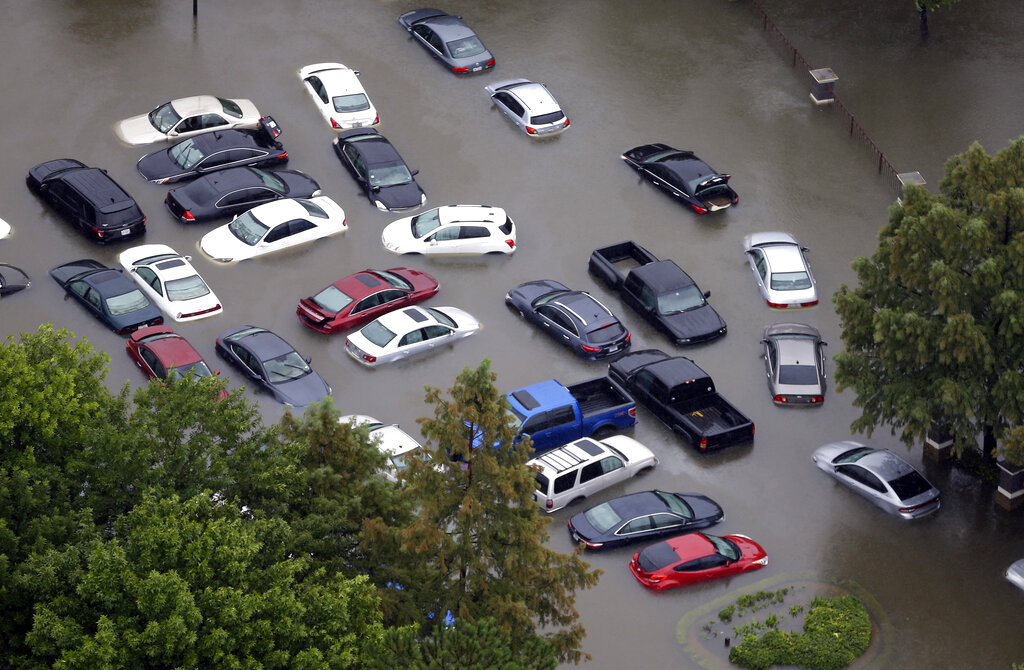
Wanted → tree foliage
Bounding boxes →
[833,137,1024,462]
[364,360,601,664]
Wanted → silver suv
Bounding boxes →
[529,435,658,513]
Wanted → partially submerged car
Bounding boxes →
[298,62,379,130]
[165,166,320,223]
[398,8,495,74]
[485,79,570,137]
[382,205,516,255]
[115,95,261,145]
[0,263,31,298]
[621,144,738,214]
[333,128,425,212]
[216,325,331,408]
[761,322,827,405]
[743,232,818,308]
[629,532,768,590]
[49,259,163,334]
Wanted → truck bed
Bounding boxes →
[588,240,659,289]
[567,377,633,417]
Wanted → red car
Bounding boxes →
[629,532,768,591]
[126,325,226,398]
[296,267,439,335]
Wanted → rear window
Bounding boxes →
[534,472,550,495]
[769,271,812,291]
[889,471,933,501]
[583,502,621,534]
[165,275,210,301]
[333,93,370,113]
[637,541,681,572]
[530,111,565,126]
[312,285,354,314]
[498,216,513,235]
[778,364,819,385]
[586,322,625,343]
[446,36,485,59]
[361,321,396,347]
[106,289,150,316]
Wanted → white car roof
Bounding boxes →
[375,306,443,333]
[436,204,507,225]
[317,67,364,96]
[763,243,807,273]
[170,95,252,117]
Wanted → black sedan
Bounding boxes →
[505,279,631,360]
[215,325,331,408]
[333,129,425,212]
[567,490,725,550]
[49,259,163,334]
[621,144,738,215]
[165,166,321,223]
[137,117,288,185]
[397,8,495,74]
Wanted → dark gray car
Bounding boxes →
[812,441,941,519]
[398,8,495,74]
[761,322,827,406]
[215,325,331,408]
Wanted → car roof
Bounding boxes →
[347,134,403,165]
[506,82,560,113]
[190,128,262,151]
[316,66,363,94]
[607,490,670,517]
[186,167,265,193]
[437,204,506,225]
[332,270,389,297]
[375,306,439,332]
[228,327,295,359]
[552,292,614,327]
[630,260,696,293]
[421,13,475,39]
[762,243,807,272]
[529,438,609,474]
[169,95,231,116]
[60,168,134,209]
[141,332,203,366]
[764,322,820,340]
[855,449,917,481]
[85,268,137,294]
[248,198,312,223]
[147,256,198,280]
[776,336,819,366]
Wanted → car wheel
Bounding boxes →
[569,496,585,507]
[636,466,654,476]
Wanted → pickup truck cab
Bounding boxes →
[609,349,753,451]
[589,241,726,345]
[505,376,637,453]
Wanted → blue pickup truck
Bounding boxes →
[504,376,637,453]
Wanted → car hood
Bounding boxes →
[659,304,726,343]
[375,181,425,212]
[681,493,725,523]
[277,170,322,197]
[508,280,567,306]
[200,224,257,262]
[271,371,331,408]
[49,259,106,285]
[137,149,184,182]
[115,113,165,146]
[381,218,418,252]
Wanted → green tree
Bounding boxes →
[914,0,962,40]
[365,360,600,664]
[833,137,1024,463]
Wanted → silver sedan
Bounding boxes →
[761,322,827,405]
[743,232,817,308]
[812,441,941,519]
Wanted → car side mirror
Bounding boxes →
[703,290,711,299]
[410,169,419,176]
[183,255,192,261]
[370,185,380,192]
[305,356,312,364]
[215,369,221,376]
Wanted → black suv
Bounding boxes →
[27,159,146,243]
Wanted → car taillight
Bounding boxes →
[699,437,708,450]
[546,499,554,509]
[93,226,105,237]
[331,118,342,129]
[373,114,380,125]
[485,58,495,67]
[278,152,288,160]
[800,300,819,307]
[810,395,824,404]
[774,395,788,403]
[628,407,636,418]
[766,301,788,308]
[452,66,468,74]
[733,194,740,204]
[624,332,631,341]
[177,304,221,320]
[526,126,537,134]
[583,540,603,549]
[563,118,571,127]
[505,239,515,249]
[646,574,665,583]
[182,210,195,222]
[691,203,708,214]
[362,353,377,363]
[580,344,601,352]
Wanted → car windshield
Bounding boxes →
[583,503,622,535]
[312,285,355,313]
[411,209,442,238]
[165,274,211,301]
[779,364,819,385]
[261,351,311,383]
[106,289,150,316]
[228,211,269,246]
[656,285,706,314]
[505,405,526,431]
[167,360,214,380]
[360,321,397,347]
[446,36,485,59]
[655,491,694,518]
[706,534,740,561]
[769,271,812,291]
[834,446,876,464]
[376,270,413,291]
[252,168,285,193]
[148,101,181,133]
[424,307,457,328]
[368,164,413,188]
[889,471,934,501]
[390,447,423,472]
[333,93,370,113]
[296,199,328,218]
[169,138,206,169]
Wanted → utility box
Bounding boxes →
[897,171,927,204]
[809,68,837,105]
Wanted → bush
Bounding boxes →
[719,605,736,623]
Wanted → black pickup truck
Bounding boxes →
[608,349,754,451]
[588,240,726,345]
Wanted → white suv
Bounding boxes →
[529,435,658,513]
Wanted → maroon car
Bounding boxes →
[296,267,439,335]
[126,325,226,398]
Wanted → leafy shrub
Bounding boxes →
[719,605,736,623]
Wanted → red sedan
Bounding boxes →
[629,532,768,591]
[126,325,226,398]
[296,267,439,335]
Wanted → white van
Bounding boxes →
[529,435,658,513]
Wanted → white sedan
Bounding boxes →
[339,414,425,483]
[114,95,261,146]
[742,232,818,308]
[345,305,480,367]
[298,63,379,131]
[118,244,223,322]
[381,205,516,255]
[200,196,347,263]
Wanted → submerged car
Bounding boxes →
[485,79,570,137]
[398,8,495,74]
[49,259,163,334]
[567,490,725,551]
[812,441,941,519]
[505,279,630,360]
[333,128,426,212]
[165,166,320,223]
[296,267,440,335]
[742,232,818,308]
[382,204,516,255]
[125,325,222,386]
[629,532,768,590]
[137,117,287,185]
[118,244,223,322]
[199,196,347,263]
[0,263,31,298]
[621,144,738,214]
[27,159,147,243]
[761,322,827,405]
[115,95,261,145]
[298,62,379,130]
[345,305,479,367]
[339,414,426,483]
[216,325,331,408]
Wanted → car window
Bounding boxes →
[296,199,328,218]
[218,98,243,118]
[459,226,490,239]
[889,471,934,501]
[199,113,227,130]
[638,285,657,311]
[600,456,624,474]
[836,464,887,493]
[230,344,261,377]
[264,223,291,244]
[170,138,205,169]
[68,280,90,298]
[228,211,270,246]
[650,513,683,529]
[165,274,211,301]
[136,267,161,293]
[537,305,578,336]
[411,209,442,238]
[353,292,384,314]
[583,502,622,534]
[333,93,370,113]
[431,226,461,242]
[752,250,768,280]
[531,110,565,125]
[84,287,102,309]
[375,289,407,307]
[655,491,694,518]
[494,92,525,118]
[765,341,777,372]
[311,285,354,314]
[619,516,653,534]
[446,35,485,58]
[553,471,577,494]
[288,219,317,236]
[360,320,397,347]
[769,271,812,291]
[779,364,819,385]
[376,270,413,291]
[262,350,312,383]
[578,461,604,484]
[423,325,451,339]
[139,347,163,376]
[306,76,329,104]
[399,329,426,347]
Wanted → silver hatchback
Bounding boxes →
[813,441,941,519]
[485,79,570,138]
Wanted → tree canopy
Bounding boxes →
[833,136,1024,463]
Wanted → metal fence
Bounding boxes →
[748,0,903,197]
